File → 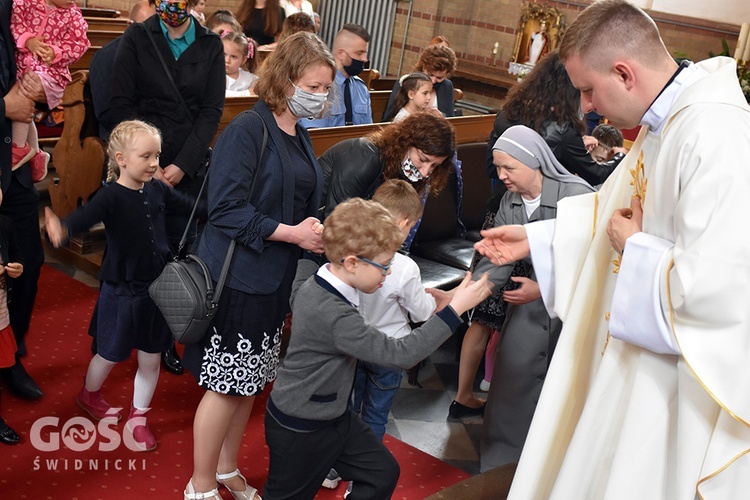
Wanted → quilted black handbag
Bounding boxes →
[149,111,267,344]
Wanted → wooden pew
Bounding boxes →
[80,7,120,18]
[49,71,106,219]
[71,45,100,72]
[307,114,495,157]
[217,90,393,138]
[85,17,129,31]
[86,30,124,47]
[370,90,390,124]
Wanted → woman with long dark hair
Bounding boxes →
[318,112,456,248]
[237,0,285,48]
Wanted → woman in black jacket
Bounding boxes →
[110,4,225,247]
[318,112,456,249]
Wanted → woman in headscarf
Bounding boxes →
[467,125,594,472]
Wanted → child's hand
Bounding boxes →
[311,221,324,235]
[4,262,23,279]
[27,38,54,63]
[44,206,67,248]
[448,272,494,316]
[426,287,452,312]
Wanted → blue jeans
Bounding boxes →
[352,361,403,441]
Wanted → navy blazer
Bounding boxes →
[194,101,324,295]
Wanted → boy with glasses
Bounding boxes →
[263,197,492,500]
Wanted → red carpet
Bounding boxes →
[2,266,470,499]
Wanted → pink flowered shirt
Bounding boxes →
[10,0,90,88]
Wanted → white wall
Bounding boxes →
[633,0,749,25]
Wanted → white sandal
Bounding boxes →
[216,469,262,500]
[184,478,221,500]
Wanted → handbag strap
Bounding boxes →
[144,26,192,119]
[212,110,268,306]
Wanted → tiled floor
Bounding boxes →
[44,250,489,477]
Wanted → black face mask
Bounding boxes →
[343,56,366,77]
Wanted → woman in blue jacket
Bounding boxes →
[182,32,335,500]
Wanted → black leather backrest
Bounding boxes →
[457,142,493,232]
[413,167,459,244]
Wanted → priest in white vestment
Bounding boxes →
[476,2,750,499]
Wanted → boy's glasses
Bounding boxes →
[341,256,394,276]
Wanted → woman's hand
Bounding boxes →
[607,196,642,255]
[448,272,494,316]
[475,225,529,266]
[503,277,540,305]
[18,73,46,102]
[162,164,185,187]
[44,206,67,248]
[4,262,24,279]
[292,217,324,253]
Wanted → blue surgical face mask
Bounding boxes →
[286,81,328,118]
[401,153,424,182]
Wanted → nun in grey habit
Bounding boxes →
[475,125,594,472]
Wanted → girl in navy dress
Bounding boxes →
[45,120,199,452]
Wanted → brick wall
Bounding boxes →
[387,0,743,106]
[85,0,743,107]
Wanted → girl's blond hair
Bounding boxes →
[106,120,161,183]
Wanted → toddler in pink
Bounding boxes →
[10,0,90,179]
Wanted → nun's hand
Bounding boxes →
[503,277,540,305]
[475,225,529,266]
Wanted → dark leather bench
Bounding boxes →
[410,141,492,287]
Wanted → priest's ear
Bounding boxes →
[612,61,637,91]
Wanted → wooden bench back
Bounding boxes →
[51,71,493,218]
[85,17,129,31]
[49,71,106,218]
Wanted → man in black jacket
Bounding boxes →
[0,0,47,419]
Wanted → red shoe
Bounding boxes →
[29,149,50,183]
[11,143,34,170]
[126,406,157,451]
[77,385,122,422]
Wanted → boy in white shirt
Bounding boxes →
[352,179,437,440]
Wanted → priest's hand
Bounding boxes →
[475,224,529,266]
[608,196,643,254]
[503,277,541,305]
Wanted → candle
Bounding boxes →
[736,23,749,60]
[744,28,750,62]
